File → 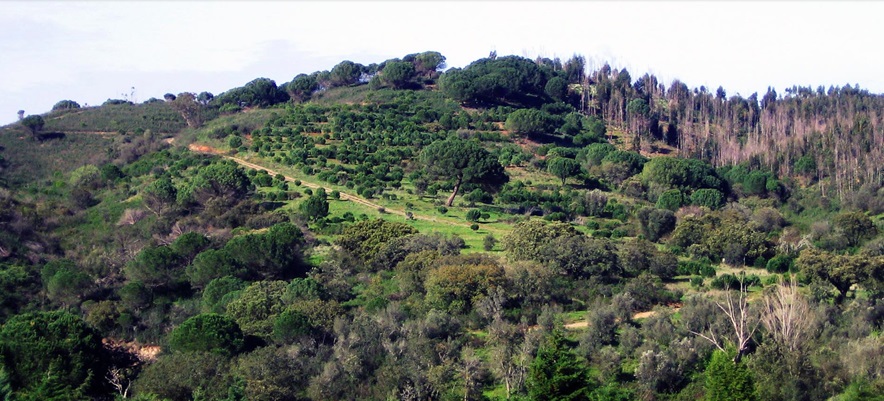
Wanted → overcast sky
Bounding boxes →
[2,1,882,125]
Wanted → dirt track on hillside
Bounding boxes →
[187,144,479,229]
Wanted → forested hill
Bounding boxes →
[0,51,882,401]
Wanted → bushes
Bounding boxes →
[710,273,760,290]
[167,313,244,356]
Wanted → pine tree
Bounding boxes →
[705,349,756,401]
[527,330,592,401]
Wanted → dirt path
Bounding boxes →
[562,307,682,330]
[188,144,478,229]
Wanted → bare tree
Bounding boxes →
[760,277,816,353]
[106,367,132,398]
[689,276,760,362]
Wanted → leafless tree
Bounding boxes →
[760,277,817,353]
[689,277,760,362]
[106,367,132,398]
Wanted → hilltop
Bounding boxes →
[0,51,882,401]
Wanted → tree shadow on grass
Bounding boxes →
[38,132,66,141]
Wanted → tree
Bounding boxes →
[329,60,363,87]
[503,220,579,262]
[760,278,816,353]
[20,115,44,138]
[637,207,676,242]
[424,260,505,314]
[196,91,214,105]
[168,313,244,356]
[286,73,318,102]
[299,187,329,221]
[796,248,879,303]
[409,51,447,78]
[420,137,508,206]
[832,211,878,247]
[548,157,582,186]
[527,330,591,401]
[225,280,288,338]
[705,349,756,401]
[52,100,81,111]
[0,311,108,399]
[656,189,686,211]
[688,276,760,362]
[381,61,416,89]
[336,218,418,264]
[506,108,557,138]
[691,188,725,209]
[133,352,234,401]
[170,92,205,128]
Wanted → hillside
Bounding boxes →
[0,51,882,401]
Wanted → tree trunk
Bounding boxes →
[446,177,462,207]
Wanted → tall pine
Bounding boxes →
[528,330,592,401]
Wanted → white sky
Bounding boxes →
[2,1,882,125]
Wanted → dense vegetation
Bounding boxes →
[0,50,882,401]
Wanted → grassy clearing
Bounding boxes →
[0,127,118,186]
[43,102,186,134]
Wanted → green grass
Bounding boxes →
[43,102,187,134]
[0,127,119,186]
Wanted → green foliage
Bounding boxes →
[656,189,686,211]
[0,263,40,321]
[41,259,91,306]
[581,143,617,166]
[51,100,81,111]
[133,352,234,401]
[43,101,186,133]
[189,161,251,201]
[548,157,582,186]
[692,188,725,209]
[187,249,243,289]
[503,219,579,262]
[796,248,882,302]
[222,222,308,280]
[336,218,418,263]
[420,136,508,206]
[125,245,185,290]
[271,309,313,344]
[168,313,244,356]
[832,211,878,247]
[329,60,364,87]
[214,77,288,108]
[225,280,288,338]
[20,115,45,137]
[642,156,722,193]
[528,330,592,401]
[380,61,416,89]
[202,276,246,314]
[0,311,107,398]
[765,254,794,273]
[483,233,497,251]
[704,349,755,401]
[440,55,553,107]
[542,234,620,279]
[466,209,482,222]
[425,257,505,314]
[506,108,558,138]
[637,207,676,242]
[286,73,319,102]
[299,187,329,221]
[228,135,242,149]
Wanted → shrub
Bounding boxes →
[466,209,482,222]
[168,313,244,356]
